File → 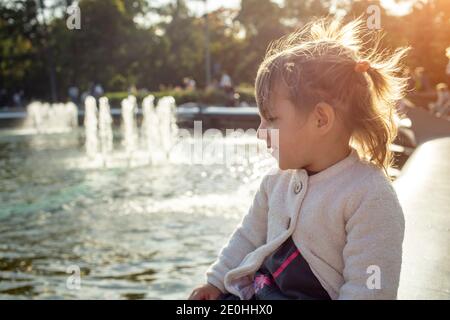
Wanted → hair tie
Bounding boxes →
[354,60,370,73]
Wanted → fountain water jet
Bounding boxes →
[141,95,159,163]
[121,95,139,166]
[25,101,78,133]
[98,97,113,156]
[84,96,99,159]
[155,96,178,159]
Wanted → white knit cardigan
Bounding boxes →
[205,148,405,300]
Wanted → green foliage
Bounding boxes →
[104,85,256,108]
[1,0,450,104]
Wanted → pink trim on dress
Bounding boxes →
[273,250,300,279]
[253,249,301,293]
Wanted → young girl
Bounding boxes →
[189,17,407,300]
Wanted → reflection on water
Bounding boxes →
[0,128,271,299]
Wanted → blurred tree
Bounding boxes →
[234,0,286,84]
[282,0,332,28]
[342,0,450,85]
[0,3,32,86]
[205,8,245,84]
[0,0,47,100]
[154,0,204,87]
[402,0,450,84]
[1,0,449,103]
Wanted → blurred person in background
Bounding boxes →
[93,83,104,100]
[220,72,236,106]
[68,85,79,105]
[429,83,450,120]
[13,90,24,108]
[183,77,196,91]
[414,67,431,92]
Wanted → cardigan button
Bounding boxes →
[294,181,303,194]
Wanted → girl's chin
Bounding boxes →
[271,153,296,170]
[277,162,290,170]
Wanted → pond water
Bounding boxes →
[0,128,271,299]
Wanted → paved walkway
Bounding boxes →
[394,137,450,299]
[405,107,450,145]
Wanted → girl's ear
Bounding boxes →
[314,102,335,133]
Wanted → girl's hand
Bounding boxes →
[188,283,222,300]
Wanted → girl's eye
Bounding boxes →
[267,117,277,122]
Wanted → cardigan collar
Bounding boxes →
[296,147,360,185]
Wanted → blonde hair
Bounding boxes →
[255,17,410,176]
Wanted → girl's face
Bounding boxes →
[257,84,318,170]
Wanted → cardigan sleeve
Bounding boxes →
[205,175,269,293]
[338,179,405,300]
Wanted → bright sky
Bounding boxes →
[135,0,416,27]
[380,0,416,16]
[41,0,418,19]
[41,0,417,26]
[182,0,415,16]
